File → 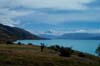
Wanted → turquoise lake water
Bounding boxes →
[16,40,100,55]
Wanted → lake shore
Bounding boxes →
[16,39,100,55]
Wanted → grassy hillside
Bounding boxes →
[0,24,42,41]
[0,44,100,66]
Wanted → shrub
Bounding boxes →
[28,43,33,45]
[59,47,73,57]
[78,52,85,57]
[49,45,73,57]
[17,42,22,45]
[6,41,13,44]
[96,44,100,57]
[48,45,61,51]
[55,45,61,50]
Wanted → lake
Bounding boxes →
[16,40,100,55]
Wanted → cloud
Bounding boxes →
[86,0,100,7]
[0,0,100,27]
[72,29,100,33]
[38,29,64,35]
[0,8,33,26]
[15,0,96,10]
[37,29,100,36]
[0,0,96,10]
[17,9,100,26]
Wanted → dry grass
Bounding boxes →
[0,44,100,66]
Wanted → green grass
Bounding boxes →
[0,44,100,66]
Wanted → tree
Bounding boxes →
[96,44,100,57]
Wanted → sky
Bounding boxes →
[0,0,100,35]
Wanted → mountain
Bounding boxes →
[58,33,100,40]
[39,33,100,40]
[39,34,57,39]
[0,24,42,41]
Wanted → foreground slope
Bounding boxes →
[0,44,100,66]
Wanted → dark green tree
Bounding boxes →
[96,44,100,57]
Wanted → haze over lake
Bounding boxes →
[16,39,100,55]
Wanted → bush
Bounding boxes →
[17,42,22,45]
[6,41,13,44]
[78,52,85,57]
[48,45,61,51]
[59,47,73,57]
[28,43,33,45]
[96,44,100,57]
[49,45,73,57]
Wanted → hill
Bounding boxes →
[0,24,42,42]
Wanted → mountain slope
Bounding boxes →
[39,33,100,40]
[58,33,100,40]
[39,34,57,39]
[0,24,41,41]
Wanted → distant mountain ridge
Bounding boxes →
[39,34,57,39]
[0,24,42,41]
[39,33,100,40]
[58,33,100,40]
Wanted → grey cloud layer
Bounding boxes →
[0,0,100,26]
